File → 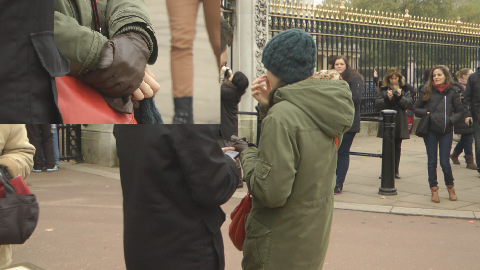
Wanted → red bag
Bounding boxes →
[406,109,414,134]
[229,192,252,251]
[56,75,136,124]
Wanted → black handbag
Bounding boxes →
[0,170,39,245]
[414,96,444,137]
[415,114,430,137]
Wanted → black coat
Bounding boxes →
[220,82,245,141]
[413,84,465,134]
[453,83,473,134]
[346,75,364,133]
[113,125,238,270]
[0,0,69,123]
[375,84,414,139]
[463,71,480,120]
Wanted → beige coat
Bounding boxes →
[0,124,35,268]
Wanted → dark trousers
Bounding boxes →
[26,124,54,170]
[394,138,402,174]
[336,132,356,187]
[453,133,474,155]
[423,130,454,188]
[472,120,480,172]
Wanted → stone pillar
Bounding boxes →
[234,0,268,141]
[81,125,118,167]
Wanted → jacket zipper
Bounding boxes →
[444,96,447,133]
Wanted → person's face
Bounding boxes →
[432,69,446,85]
[220,46,230,68]
[462,70,473,81]
[334,59,346,74]
[389,75,399,86]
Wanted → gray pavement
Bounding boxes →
[146,0,220,124]
[7,134,480,269]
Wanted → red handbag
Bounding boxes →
[229,192,252,251]
[56,75,136,124]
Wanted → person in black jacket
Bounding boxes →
[219,71,249,147]
[375,68,414,179]
[330,56,364,194]
[413,65,465,203]
[113,125,238,270]
[462,69,480,173]
[450,68,475,170]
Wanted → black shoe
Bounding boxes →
[395,174,401,179]
[334,185,343,195]
[172,97,194,124]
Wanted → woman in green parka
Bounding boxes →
[232,29,355,270]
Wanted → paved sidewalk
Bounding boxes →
[60,134,480,220]
[234,134,480,219]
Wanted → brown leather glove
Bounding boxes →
[82,32,150,98]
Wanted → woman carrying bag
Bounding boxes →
[413,65,466,203]
[232,29,354,270]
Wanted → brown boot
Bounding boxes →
[450,150,461,165]
[465,154,477,170]
[430,186,440,203]
[446,185,457,201]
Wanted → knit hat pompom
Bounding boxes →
[261,29,317,84]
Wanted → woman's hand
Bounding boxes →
[251,74,272,107]
[221,147,235,154]
[132,67,161,101]
[387,90,393,101]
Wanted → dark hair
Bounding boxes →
[422,69,431,83]
[221,18,233,53]
[329,56,362,83]
[231,71,249,94]
[381,68,405,88]
[267,80,288,109]
[422,65,454,101]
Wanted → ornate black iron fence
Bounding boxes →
[57,124,82,162]
[268,0,480,116]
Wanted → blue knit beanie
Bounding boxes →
[262,29,317,84]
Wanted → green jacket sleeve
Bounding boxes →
[54,0,158,77]
[106,0,158,64]
[240,115,298,208]
[54,10,108,76]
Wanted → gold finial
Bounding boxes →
[456,16,462,27]
[339,1,346,14]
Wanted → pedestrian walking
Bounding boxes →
[232,29,354,270]
[413,65,465,203]
[0,124,35,268]
[450,68,476,170]
[113,125,238,269]
[55,0,162,123]
[330,56,364,194]
[167,0,220,124]
[375,68,414,179]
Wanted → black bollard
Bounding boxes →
[379,109,397,195]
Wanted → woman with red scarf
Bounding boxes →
[413,65,466,203]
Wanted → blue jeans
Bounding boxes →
[336,132,356,187]
[423,131,454,188]
[453,133,473,155]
